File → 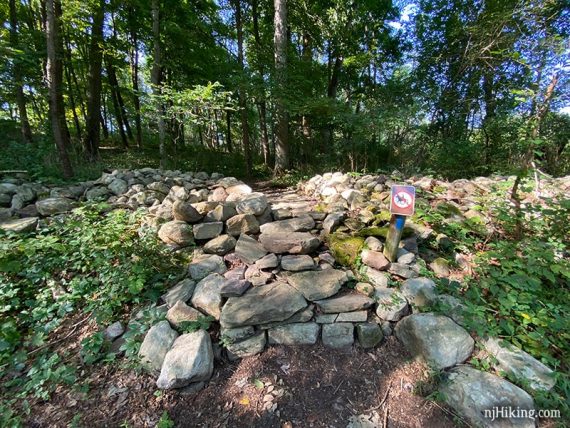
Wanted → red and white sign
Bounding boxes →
[390,185,416,216]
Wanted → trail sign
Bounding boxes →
[390,185,416,216]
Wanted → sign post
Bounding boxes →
[383,185,416,262]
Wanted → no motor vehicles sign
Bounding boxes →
[390,185,416,216]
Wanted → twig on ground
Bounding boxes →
[333,380,344,395]
[363,380,392,412]
[383,406,389,428]
[28,313,92,356]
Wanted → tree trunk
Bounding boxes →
[301,32,312,141]
[252,0,270,165]
[82,0,104,160]
[273,0,289,174]
[232,0,251,176]
[151,0,166,168]
[46,0,73,178]
[129,19,142,148]
[226,110,233,152]
[106,57,129,148]
[9,0,34,144]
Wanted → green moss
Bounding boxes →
[435,202,463,217]
[327,232,365,267]
[314,203,328,213]
[372,211,392,225]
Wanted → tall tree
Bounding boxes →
[83,0,105,160]
[232,0,251,176]
[9,0,33,144]
[252,0,270,165]
[46,0,73,178]
[273,0,289,174]
[151,0,166,168]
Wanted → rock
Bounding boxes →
[395,313,474,369]
[315,294,374,313]
[85,187,111,201]
[162,278,196,307]
[226,214,260,236]
[388,263,418,279]
[205,203,236,222]
[483,337,555,392]
[211,187,228,202]
[433,294,467,326]
[220,282,307,328]
[268,322,320,345]
[355,282,374,297]
[188,254,227,280]
[259,215,315,234]
[356,323,384,348]
[430,257,451,277]
[397,252,416,265]
[361,250,390,271]
[147,181,170,194]
[287,269,348,301]
[375,287,409,321]
[255,206,273,225]
[108,178,128,196]
[35,197,76,216]
[0,193,11,207]
[400,277,437,308]
[139,320,178,373]
[364,236,383,252]
[236,193,268,216]
[322,323,354,348]
[104,321,124,342]
[322,212,345,234]
[440,366,535,428]
[259,231,321,254]
[0,183,18,194]
[203,234,236,255]
[191,273,226,319]
[259,305,314,328]
[224,265,247,281]
[193,222,223,240]
[225,183,252,195]
[327,233,364,266]
[219,279,251,297]
[220,326,255,343]
[157,330,214,390]
[336,311,368,322]
[319,252,336,266]
[0,217,38,233]
[172,200,203,223]
[255,253,279,269]
[244,264,273,286]
[281,255,315,271]
[166,301,204,327]
[235,234,268,264]
[158,221,194,247]
[226,332,266,360]
[361,266,389,288]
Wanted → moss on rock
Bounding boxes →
[327,232,365,267]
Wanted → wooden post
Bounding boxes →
[384,214,406,262]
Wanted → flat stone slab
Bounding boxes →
[483,337,555,392]
[188,254,227,280]
[235,234,268,264]
[440,366,535,428]
[259,215,315,234]
[395,313,474,369]
[361,266,388,288]
[315,294,374,313]
[287,269,348,301]
[220,282,307,328]
[259,231,321,254]
[166,301,204,328]
[193,222,223,240]
[255,253,279,269]
[203,234,236,255]
[361,249,390,271]
[0,217,38,233]
[191,273,226,320]
[226,332,267,360]
[268,322,320,345]
[374,287,409,322]
[281,255,315,271]
[322,323,354,348]
[336,310,368,322]
[157,330,214,390]
[162,278,196,307]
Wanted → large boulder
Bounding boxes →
[190,273,226,319]
[400,277,437,308]
[236,193,268,216]
[166,301,204,328]
[138,321,178,373]
[0,217,38,233]
[203,234,236,255]
[259,215,315,234]
[220,282,307,328]
[193,222,223,240]
[395,313,474,369]
[483,337,555,392]
[35,197,76,216]
[287,269,348,301]
[158,221,194,247]
[280,255,315,271]
[156,330,214,390]
[172,200,203,223]
[259,231,320,254]
[440,366,535,428]
[108,178,128,196]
